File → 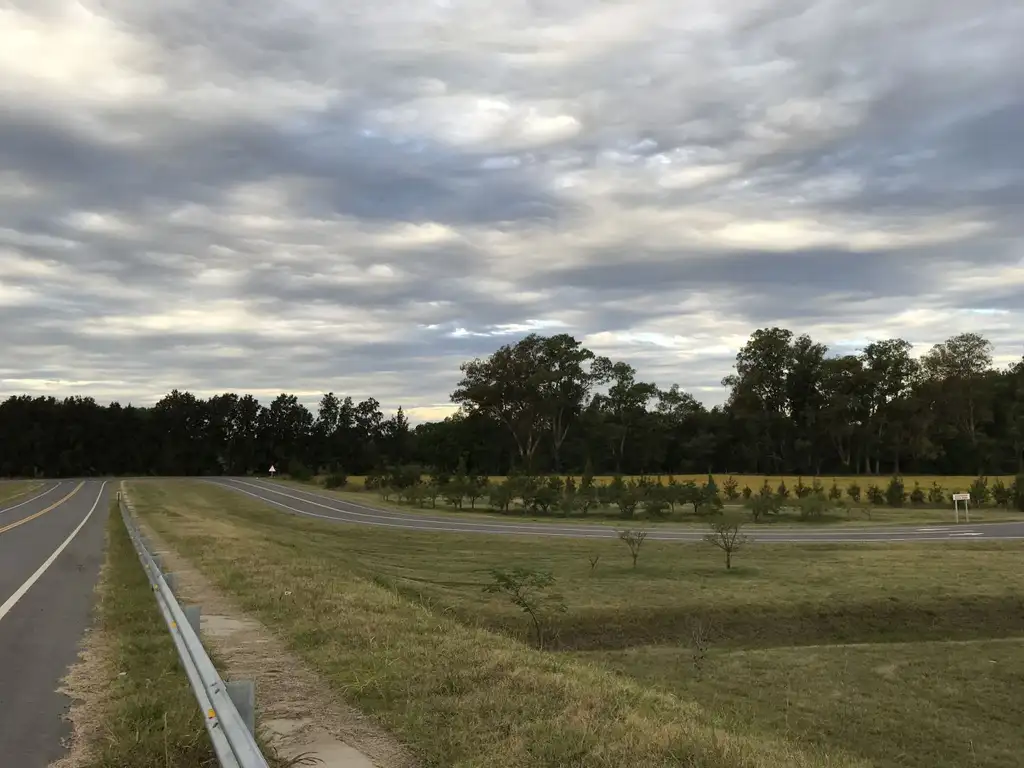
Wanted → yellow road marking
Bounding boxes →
[0,482,84,536]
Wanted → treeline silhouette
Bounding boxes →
[1,328,1022,478]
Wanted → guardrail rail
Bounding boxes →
[117,491,270,768]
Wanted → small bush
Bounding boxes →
[909,482,925,505]
[797,494,830,520]
[324,471,348,489]
[747,493,781,523]
[846,481,862,503]
[793,476,811,499]
[928,482,946,505]
[992,479,1011,508]
[484,568,566,649]
[885,476,906,507]
[741,485,753,500]
[776,480,790,500]
[286,459,313,481]
[866,484,885,505]
[970,476,990,506]
[722,476,739,500]
[828,481,843,501]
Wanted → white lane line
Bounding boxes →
[0,482,61,517]
[0,481,106,624]
[946,532,984,537]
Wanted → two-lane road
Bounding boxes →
[212,477,1024,542]
[0,480,110,767]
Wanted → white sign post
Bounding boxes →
[952,492,970,523]
[268,464,277,477]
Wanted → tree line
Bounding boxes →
[1,328,1022,478]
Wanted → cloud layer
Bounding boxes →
[2,0,1022,419]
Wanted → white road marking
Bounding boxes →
[0,483,60,517]
[0,482,106,624]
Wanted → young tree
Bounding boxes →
[484,568,566,649]
[704,519,748,570]
[617,528,648,568]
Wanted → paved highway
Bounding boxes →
[212,477,1024,542]
[0,480,109,767]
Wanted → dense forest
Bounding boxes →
[1,328,1022,478]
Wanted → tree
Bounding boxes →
[483,567,566,648]
[617,529,648,568]
[704,519,748,570]
[592,359,658,473]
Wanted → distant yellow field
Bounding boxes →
[331,474,1013,492]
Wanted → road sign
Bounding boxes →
[952,492,970,523]
[268,465,276,476]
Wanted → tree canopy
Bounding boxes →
[2,329,1022,478]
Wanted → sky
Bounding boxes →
[1,1,1022,421]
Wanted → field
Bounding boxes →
[128,479,1024,768]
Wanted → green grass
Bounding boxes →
[584,638,1024,768]
[82,502,217,767]
[129,479,1024,768]
[0,480,41,505]
[130,479,867,768]
[279,479,1024,528]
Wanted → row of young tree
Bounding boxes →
[0,328,1022,478]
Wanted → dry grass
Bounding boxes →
[130,479,869,768]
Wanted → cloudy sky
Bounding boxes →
[1,1,1022,420]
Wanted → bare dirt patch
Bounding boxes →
[126,496,415,768]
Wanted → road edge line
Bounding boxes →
[0,482,107,624]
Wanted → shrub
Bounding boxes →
[617,529,648,568]
[747,493,781,523]
[885,476,906,507]
[811,478,825,498]
[642,495,669,519]
[992,478,1011,508]
[741,485,753,500]
[484,568,566,649]
[797,494,830,520]
[286,459,313,481]
[828,481,843,501]
[909,482,925,505]
[793,476,811,499]
[846,481,862,503]
[928,481,946,505]
[969,476,990,506]
[722,476,739,500]
[323,471,348,489]
[776,480,790,500]
[866,483,885,505]
[487,481,514,513]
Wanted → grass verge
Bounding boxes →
[63,501,217,767]
[130,479,867,768]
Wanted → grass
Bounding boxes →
[129,479,1024,768]
[79,501,217,767]
[277,478,1024,528]
[0,479,41,504]
[130,479,867,768]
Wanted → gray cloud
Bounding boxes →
[1,0,1022,419]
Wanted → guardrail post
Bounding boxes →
[164,572,178,593]
[226,680,256,735]
[184,605,201,635]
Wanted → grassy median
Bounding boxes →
[129,479,1024,768]
[0,479,41,504]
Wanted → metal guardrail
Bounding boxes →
[117,492,270,768]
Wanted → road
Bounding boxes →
[0,480,109,768]
[212,477,1024,542]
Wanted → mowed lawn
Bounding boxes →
[129,479,1024,768]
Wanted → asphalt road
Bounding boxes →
[212,477,1024,542]
[0,480,109,768]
